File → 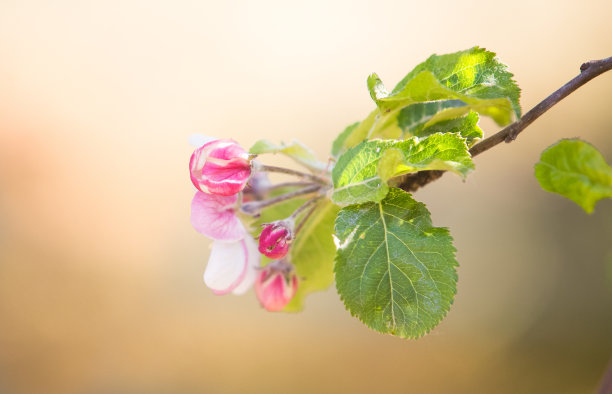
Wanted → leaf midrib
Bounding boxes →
[378,202,396,328]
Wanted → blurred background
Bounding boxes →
[1,1,611,393]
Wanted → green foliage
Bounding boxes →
[535,139,612,213]
[396,99,465,135]
[331,133,474,206]
[331,47,520,157]
[250,139,327,172]
[334,188,458,338]
[369,70,513,124]
[392,46,521,118]
[406,111,483,146]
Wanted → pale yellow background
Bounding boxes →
[1,1,612,393]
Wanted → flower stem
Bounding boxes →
[293,201,319,236]
[258,164,330,185]
[290,195,324,220]
[243,181,317,195]
[240,184,322,216]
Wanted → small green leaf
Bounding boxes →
[535,139,612,213]
[250,139,327,172]
[392,46,521,118]
[373,70,514,125]
[286,200,339,311]
[333,47,521,157]
[331,133,474,206]
[334,188,458,338]
[367,73,389,102]
[414,111,483,146]
[396,99,465,135]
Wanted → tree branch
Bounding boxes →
[395,56,612,192]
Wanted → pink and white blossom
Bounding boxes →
[191,192,246,242]
[254,261,299,311]
[258,221,293,259]
[204,236,260,295]
[189,139,251,196]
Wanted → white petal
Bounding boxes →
[189,134,216,148]
[204,240,248,294]
[231,236,260,295]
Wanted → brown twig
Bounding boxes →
[395,56,612,192]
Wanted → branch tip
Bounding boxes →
[393,55,612,193]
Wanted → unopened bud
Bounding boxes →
[258,221,293,259]
[189,139,251,196]
[254,261,299,311]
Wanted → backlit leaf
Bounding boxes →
[331,133,474,206]
[334,188,458,338]
[535,139,612,213]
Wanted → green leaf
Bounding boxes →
[331,133,474,206]
[412,111,483,147]
[396,99,465,134]
[334,188,458,338]
[535,139,612,213]
[250,139,327,172]
[286,200,339,311]
[371,70,514,124]
[392,46,521,118]
[332,47,521,157]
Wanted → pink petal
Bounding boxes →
[191,192,245,242]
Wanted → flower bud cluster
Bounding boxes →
[188,136,328,311]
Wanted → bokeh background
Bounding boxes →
[1,1,612,393]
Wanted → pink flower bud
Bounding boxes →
[258,221,293,259]
[254,262,299,311]
[189,139,251,196]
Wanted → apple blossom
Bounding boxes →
[189,139,251,196]
[254,261,299,311]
